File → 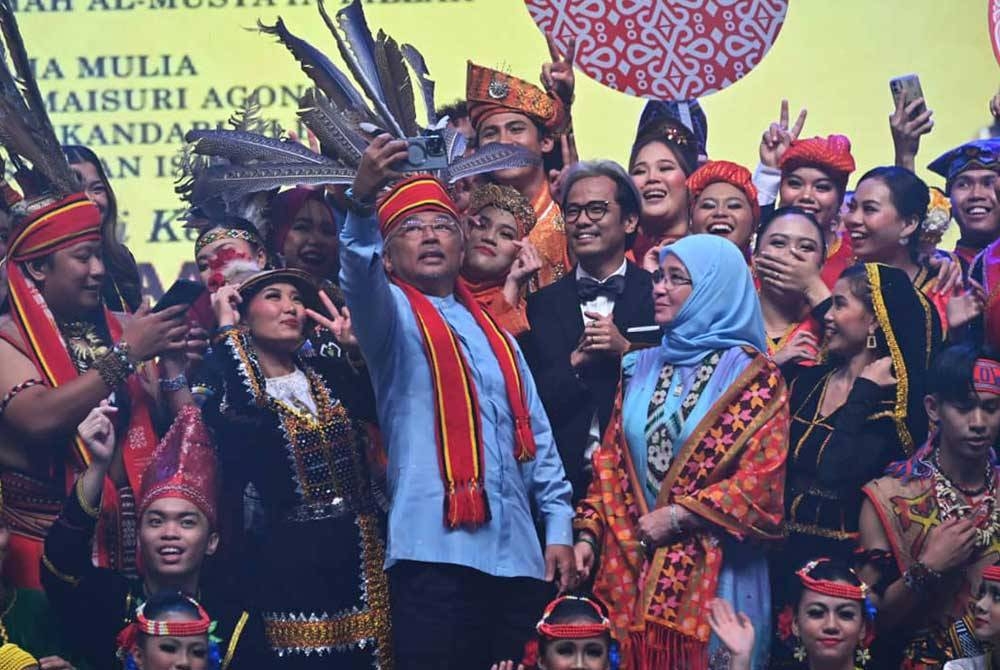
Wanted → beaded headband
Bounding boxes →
[536,595,612,639]
[195,228,260,256]
[974,359,1000,397]
[796,559,868,601]
[116,595,213,658]
[983,565,1000,582]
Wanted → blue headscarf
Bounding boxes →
[657,234,766,365]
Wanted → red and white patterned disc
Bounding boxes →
[990,0,1000,67]
[525,0,789,101]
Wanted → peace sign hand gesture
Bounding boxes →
[541,33,577,107]
[759,99,807,168]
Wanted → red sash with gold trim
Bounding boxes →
[393,278,536,529]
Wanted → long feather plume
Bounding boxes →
[320,0,404,136]
[401,43,436,127]
[0,0,77,195]
[443,127,467,163]
[374,30,418,137]
[257,17,374,123]
[185,129,339,167]
[442,143,539,183]
[190,163,356,204]
[297,88,368,168]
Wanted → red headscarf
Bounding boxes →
[779,135,856,192]
[686,160,761,223]
[268,187,336,255]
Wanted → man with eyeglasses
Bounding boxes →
[523,160,659,503]
[338,134,576,670]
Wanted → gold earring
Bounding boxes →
[855,646,871,667]
[866,334,877,349]
[793,639,807,662]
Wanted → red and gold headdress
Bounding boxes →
[796,559,868,601]
[686,160,761,223]
[115,595,213,658]
[974,359,1000,397]
[469,183,537,238]
[377,175,460,238]
[983,564,1000,582]
[536,595,613,640]
[779,135,857,192]
[137,406,218,528]
[466,61,569,134]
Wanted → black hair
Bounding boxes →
[194,216,264,253]
[754,205,828,262]
[834,264,889,358]
[856,166,929,260]
[628,118,699,177]
[63,144,142,311]
[927,344,996,404]
[790,559,868,615]
[436,99,468,122]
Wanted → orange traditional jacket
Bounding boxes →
[529,188,571,291]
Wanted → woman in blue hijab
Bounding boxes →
[574,235,789,670]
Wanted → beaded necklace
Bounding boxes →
[931,449,1000,548]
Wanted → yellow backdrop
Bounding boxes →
[17,0,999,295]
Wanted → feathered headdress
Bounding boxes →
[0,0,81,207]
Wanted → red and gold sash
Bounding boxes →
[3,193,158,571]
[575,351,788,670]
[393,277,536,529]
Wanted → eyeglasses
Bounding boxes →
[564,200,611,224]
[651,269,692,288]
[395,217,461,240]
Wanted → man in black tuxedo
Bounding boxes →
[524,160,657,502]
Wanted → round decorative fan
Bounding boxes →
[525,0,789,101]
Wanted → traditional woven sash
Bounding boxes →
[393,277,536,529]
[3,193,158,568]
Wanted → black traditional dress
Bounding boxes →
[204,328,391,669]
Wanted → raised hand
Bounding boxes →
[945,279,986,330]
[306,291,360,351]
[859,356,897,388]
[541,33,577,107]
[772,330,820,367]
[891,96,933,171]
[582,311,630,356]
[353,133,410,203]
[708,598,755,670]
[210,284,242,329]
[502,240,543,307]
[759,99,807,168]
[547,132,580,204]
[919,516,978,573]
[121,301,189,362]
[77,400,118,466]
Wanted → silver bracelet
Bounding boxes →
[159,374,188,392]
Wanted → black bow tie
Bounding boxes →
[577,275,626,302]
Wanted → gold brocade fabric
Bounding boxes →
[528,188,570,291]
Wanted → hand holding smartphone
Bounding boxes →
[890,74,926,118]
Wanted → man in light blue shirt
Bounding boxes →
[339,135,575,670]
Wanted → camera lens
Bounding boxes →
[407,142,427,166]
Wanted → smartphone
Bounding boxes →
[153,279,207,313]
[890,74,926,118]
[626,325,661,346]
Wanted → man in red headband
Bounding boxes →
[340,135,575,670]
[0,194,196,588]
[41,404,264,669]
[467,61,572,290]
[859,345,1000,668]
